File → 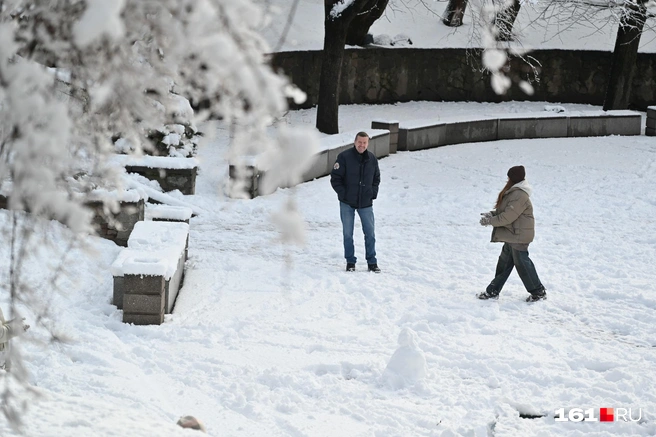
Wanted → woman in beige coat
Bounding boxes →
[477,166,547,302]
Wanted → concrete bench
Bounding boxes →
[647,106,656,137]
[87,189,147,247]
[229,129,390,198]
[145,204,193,224]
[112,221,189,325]
[113,155,199,195]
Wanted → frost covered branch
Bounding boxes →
[0,0,313,428]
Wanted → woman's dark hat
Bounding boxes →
[507,166,526,184]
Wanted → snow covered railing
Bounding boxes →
[87,189,147,247]
[112,155,199,195]
[229,129,390,198]
[111,221,189,325]
[647,106,656,137]
[397,110,642,151]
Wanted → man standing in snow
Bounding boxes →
[0,307,30,371]
[330,132,381,273]
[477,165,547,302]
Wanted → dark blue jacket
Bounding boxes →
[330,146,380,209]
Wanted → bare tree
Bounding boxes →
[604,0,650,109]
[316,0,390,134]
[346,0,391,45]
[443,0,469,27]
[494,0,522,41]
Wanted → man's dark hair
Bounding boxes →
[354,131,370,140]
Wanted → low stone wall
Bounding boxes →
[398,110,642,151]
[271,49,656,110]
[231,129,391,198]
[372,121,399,154]
[647,106,656,136]
[87,198,145,247]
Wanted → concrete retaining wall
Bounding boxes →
[398,110,642,151]
[271,49,656,110]
[230,110,643,199]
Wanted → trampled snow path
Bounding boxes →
[1,102,655,436]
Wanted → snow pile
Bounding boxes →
[145,204,193,222]
[112,155,199,170]
[382,327,427,390]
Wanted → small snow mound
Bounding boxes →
[544,105,566,113]
[382,327,427,389]
[373,34,392,46]
[372,34,413,47]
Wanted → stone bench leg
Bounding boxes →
[122,274,165,325]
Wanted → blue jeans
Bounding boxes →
[487,243,544,295]
[340,202,377,265]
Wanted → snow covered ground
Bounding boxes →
[1,101,655,436]
[259,0,656,52]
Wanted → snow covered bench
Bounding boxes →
[145,204,193,224]
[113,155,199,195]
[228,129,390,198]
[112,221,189,325]
[87,189,147,247]
[397,110,642,151]
[647,106,656,136]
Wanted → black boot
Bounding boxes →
[526,287,547,302]
[346,263,356,272]
[477,290,499,300]
[368,264,381,273]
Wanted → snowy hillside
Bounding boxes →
[2,101,655,436]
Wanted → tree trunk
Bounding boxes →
[345,0,389,46]
[495,0,521,41]
[442,0,468,27]
[603,1,647,110]
[316,17,349,134]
